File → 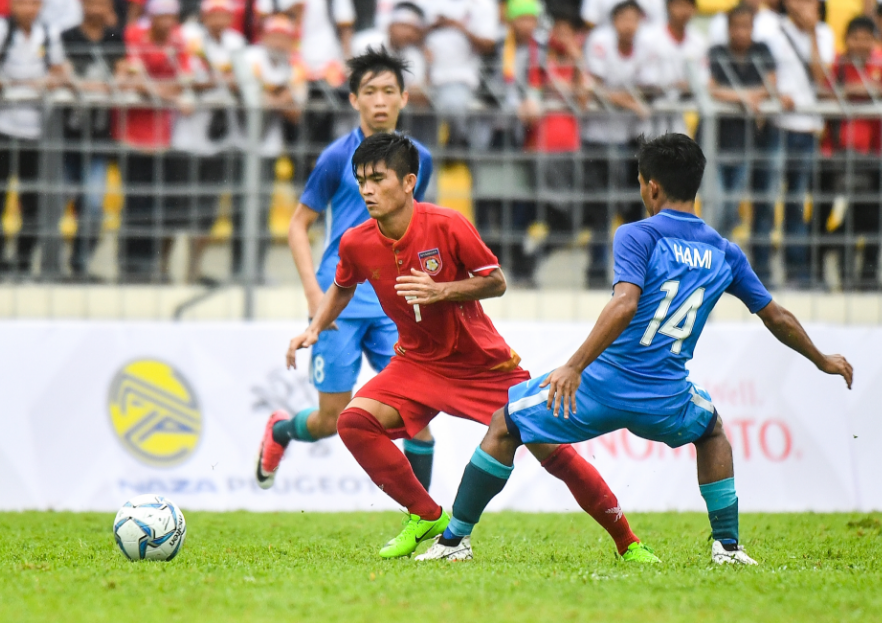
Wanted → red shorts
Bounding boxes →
[355,356,531,439]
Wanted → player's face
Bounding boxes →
[355,161,417,220]
[846,29,875,61]
[350,70,409,134]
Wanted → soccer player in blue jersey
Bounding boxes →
[417,133,854,564]
[255,48,436,490]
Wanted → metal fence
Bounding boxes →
[2,54,882,319]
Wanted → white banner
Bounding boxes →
[0,321,877,513]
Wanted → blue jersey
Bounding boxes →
[299,128,433,318]
[585,209,772,415]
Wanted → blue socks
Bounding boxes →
[700,477,739,544]
[440,447,513,544]
[403,438,435,492]
[272,408,317,446]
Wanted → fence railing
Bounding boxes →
[3,57,882,319]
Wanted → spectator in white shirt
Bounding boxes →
[255,0,354,78]
[423,0,498,146]
[39,0,83,32]
[238,14,306,279]
[0,0,66,277]
[641,0,707,136]
[582,0,653,286]
[581,0,665,28]
[173,0,246,282]
[708,0,783,47]
[762,0,834,286]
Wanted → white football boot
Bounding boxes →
[415,535,473,561]
[712,540,758,565]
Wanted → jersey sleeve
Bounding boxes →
[414,144,433,202]
[611,224,655,290]
[725,241,773,313]
[451,214,500,277]
[334,231,364,288]
[299,146,344,213]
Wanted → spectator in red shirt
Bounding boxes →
[115,0,194,281]
[819,15,882,289]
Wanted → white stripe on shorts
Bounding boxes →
[689,385,714,413]
[509,388,550,414]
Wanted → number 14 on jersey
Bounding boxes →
[641,280,705,354]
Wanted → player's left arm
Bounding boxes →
[541,282,641,419]
[756,301,853,389]
[394,266,506,305]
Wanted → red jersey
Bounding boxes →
[335,202,517,372]
[116,23,192,149]
[823,50,882,155]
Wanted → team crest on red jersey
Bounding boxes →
[418,248,443,275]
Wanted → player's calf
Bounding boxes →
[694,414,755,563]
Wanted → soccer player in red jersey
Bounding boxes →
[285,132,658,562]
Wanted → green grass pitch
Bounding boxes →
[2,511,880,623]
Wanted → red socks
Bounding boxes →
[541,445,638,555]
[337,407,441,520]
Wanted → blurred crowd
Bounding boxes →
[0,0,881,289]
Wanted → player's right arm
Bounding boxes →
[286,283,356,370]
[287,203,326,319]
[756,302,853,389]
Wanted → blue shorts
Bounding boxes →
[310,317,397,394]
[505,372,717,449]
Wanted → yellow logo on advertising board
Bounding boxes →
[108,360,202,467]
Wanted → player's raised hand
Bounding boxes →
[395,269,447,305]
[818,354,854,389]
[540,365,580,419]
[286,330,319,370]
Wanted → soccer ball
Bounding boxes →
[113,494,187,561]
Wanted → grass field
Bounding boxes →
[2,511,880,623]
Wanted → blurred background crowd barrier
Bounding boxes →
[3,0,882,321]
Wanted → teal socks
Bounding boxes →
[272,408,317,446]
[442,447,514,541]
[403,438,435,491]
[700,477,739,543]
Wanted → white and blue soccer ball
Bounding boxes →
[113,494,187,561]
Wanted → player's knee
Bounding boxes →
[336,407,384,441]
[489,408,521,446]
[412,426,434,443]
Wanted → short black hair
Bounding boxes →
[347,46,409,95]
[637,134,706,202]
[611,0,644,19]
[393,1,424,18]
[846,15,877,37]
[352,132,420,182]
[667,0,697,6]
[727,2,754,24]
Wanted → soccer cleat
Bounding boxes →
[415,535,473,561]
[255,410,291,490]
[712,540,758,565]
[379,510,450,559]
[620,542,661,564]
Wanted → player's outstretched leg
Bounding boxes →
[256,392,435,491]
[336,401,448,559]
[694,414,757,565]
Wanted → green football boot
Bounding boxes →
[379,511,450,559]
[620,542,661,564]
